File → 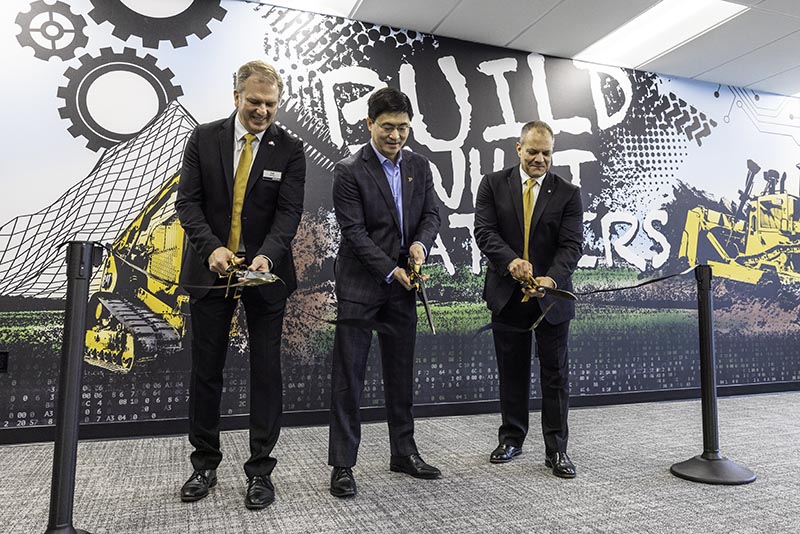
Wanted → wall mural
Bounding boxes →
[1,0,799,433]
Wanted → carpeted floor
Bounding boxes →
[2,392,799,533]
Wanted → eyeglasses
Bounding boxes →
[379,123,410,134]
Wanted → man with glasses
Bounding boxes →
[327,87,442,498]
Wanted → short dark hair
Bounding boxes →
[367,87,414,121]
[520,120,554,142]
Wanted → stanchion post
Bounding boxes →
[697,263,720,458]
[45,241,101,534]
[670,264,756,485]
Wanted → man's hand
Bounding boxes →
[409,242,426,266]
[533,276,555,290]
[508,258,533,283]
[392,267,415,290]
[208,246,241,275]
[522,276,555,298]
[249,255,271,272]
[234,255,272,283]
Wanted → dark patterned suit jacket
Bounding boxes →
[474,167,583,324]
[332,144,440,304]
[175,113,306,303]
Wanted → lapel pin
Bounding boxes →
[268,140,275,146]
[408,176,413,182]
[547,189,551,193]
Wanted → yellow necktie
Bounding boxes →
[522,178,535,261]
[521,178,536,303]
[227,133,256,252]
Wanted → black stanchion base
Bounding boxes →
[671,452,756,485]
[44,527,91,533]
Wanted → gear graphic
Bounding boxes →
[57,47,184,151]
[15,0,88,61]
[87,0,227,49]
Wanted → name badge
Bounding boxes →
[262,170,282,181]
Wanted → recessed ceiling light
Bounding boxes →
[574,0,749,69]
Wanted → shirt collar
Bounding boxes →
[370,140,403,167]
[519,165,544,187]
[235,116,266,144]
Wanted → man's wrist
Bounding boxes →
[539,276,557,288]
[386,266,399,284]
[256,254,272,270]
[411,241,427,259]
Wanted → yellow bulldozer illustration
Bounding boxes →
[84,173,189,373]
[679,159,800,285]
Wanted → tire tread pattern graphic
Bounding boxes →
[654,92,718,147]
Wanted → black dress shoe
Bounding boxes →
[390,454,442,479]
[545,451,577,479]
[245,475,275,509]
[180,469,217,502]
[330,466,357,498]
[490,444,522,464]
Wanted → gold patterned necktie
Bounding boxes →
[226,133,257,252]
[522,178,536,261]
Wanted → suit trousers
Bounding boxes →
[188,283,285,478]
[492,294,570,456]
[328,282,419,467]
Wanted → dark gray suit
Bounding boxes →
[474,167,583,455]
[176,113,305,477]
[328,144,440,467]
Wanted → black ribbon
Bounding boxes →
[474,266,696,337]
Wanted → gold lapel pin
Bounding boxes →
[407,176,413,182]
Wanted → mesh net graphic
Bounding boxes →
[0,101,196,298]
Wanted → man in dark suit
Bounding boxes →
[175,60,305,508]
[327,87,441,498]
[474,120,583,478]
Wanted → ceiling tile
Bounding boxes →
[697,29,800,88]
[350,0,461,33]
[434,0,561,48]
[751,0,800,17]
[641,9,800,79]
[509,0,659,57]
[746,63,800,94]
